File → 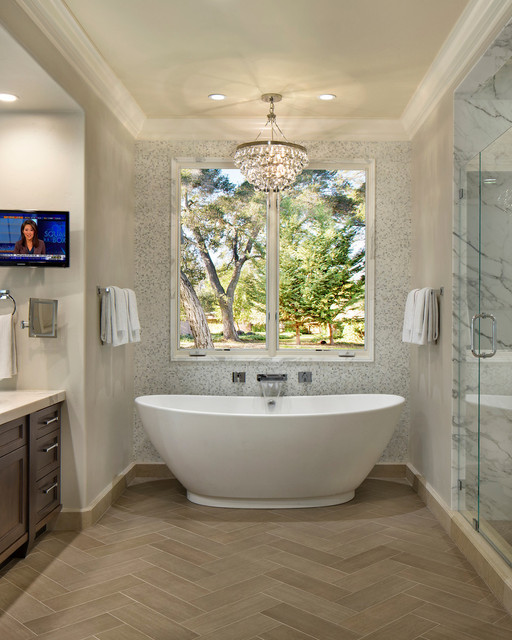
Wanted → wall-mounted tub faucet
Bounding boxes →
[232,372,246,383]
[256,374,287,382]
[298,371,312,383]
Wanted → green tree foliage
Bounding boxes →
[279,170,366,345]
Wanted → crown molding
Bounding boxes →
[15,0,145,137]
[139,117,408,142]
[401,0,512,138]
[16,0,512,143]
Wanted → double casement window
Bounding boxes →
[171,158,374,361]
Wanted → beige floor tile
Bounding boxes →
[406,583,507,623]
[121,581,205,621]
[198,613,278,640]
[268,549,348,584]
[110,601,198,640]
[143,548,214,582]
[184,594,278,635]
[334,558,405,592]
[356,612,436,639]
[35,613,122,640]
[87,533,168,558]
[421,625,488,640]
[0,581,54,622]
[337,574,415,612]
[97,623,160,639]
[261,602,360,640]
[149,536,220,565]
[415,602,512,640]
[391,551,477,583]
[2,564,69,600]
[396,565,493,602]
[25,593,131,635]
[0,611,37,639]
[265,566,349,602]
[42,574,145,611]
[334,545,399,573]
[259,624,317,640]
[341,592,425,634]
[263,581,354,625]
[193,575,279,612]
[133,564,210,600]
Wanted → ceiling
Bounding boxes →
[0,23,79,112]
[61,0,469,120]
[2,0,506,139]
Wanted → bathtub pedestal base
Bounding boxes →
[186,490,355,509]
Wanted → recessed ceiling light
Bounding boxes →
[319,94,336,101]
[208,94,226,101]
[0,93,18,103]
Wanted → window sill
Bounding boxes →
[172,350,374,363]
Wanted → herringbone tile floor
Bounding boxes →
[1,478,511,639]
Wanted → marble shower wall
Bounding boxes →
[454,17,512,519]
[134,140,412,462]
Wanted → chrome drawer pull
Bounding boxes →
[42,482,58,495]
[42,442,59,453]
[43,416,59,426]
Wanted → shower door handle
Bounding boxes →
[470,313,497,358]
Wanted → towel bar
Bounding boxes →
[0,289,16,315]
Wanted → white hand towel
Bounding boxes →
[0,313,17,379]
[125,288,141,343]
[411,288,429,345]
[402,289,419,343]
[111,286,129,346]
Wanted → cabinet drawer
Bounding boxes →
[0,416,27,457]
[34,469,60,525]
[34,429,60,479]
[30,404,61,440]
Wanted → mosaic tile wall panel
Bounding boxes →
[134,140,412,463]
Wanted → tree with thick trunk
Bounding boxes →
[180,271,214,348]
[180,169,265,343]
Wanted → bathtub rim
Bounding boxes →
[135,393,405,419]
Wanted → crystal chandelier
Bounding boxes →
[234,94,308,192]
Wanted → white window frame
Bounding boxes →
[170,157,375,362]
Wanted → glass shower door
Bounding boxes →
[460,134,512,566]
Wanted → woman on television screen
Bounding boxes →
[14,220,46,255]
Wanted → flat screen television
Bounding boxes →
[0,210,69,267]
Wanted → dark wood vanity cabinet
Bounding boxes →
[0,402,62,564]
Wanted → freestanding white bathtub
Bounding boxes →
[135,394,404,508]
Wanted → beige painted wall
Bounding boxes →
[0,1,135,509]
[410,95,454,505]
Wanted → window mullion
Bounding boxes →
[266,191,279,356]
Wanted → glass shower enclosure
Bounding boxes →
[457,128,512,566]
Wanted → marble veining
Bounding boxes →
[453,17,512,523]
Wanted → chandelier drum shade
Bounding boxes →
[234,94,308,192]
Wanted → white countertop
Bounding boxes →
[0,390,66,424]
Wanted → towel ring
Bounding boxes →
[0,289,16,315]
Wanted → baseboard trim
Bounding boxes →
[53,463,172,531]
[368,463,407,478]
[406,463,512,616]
